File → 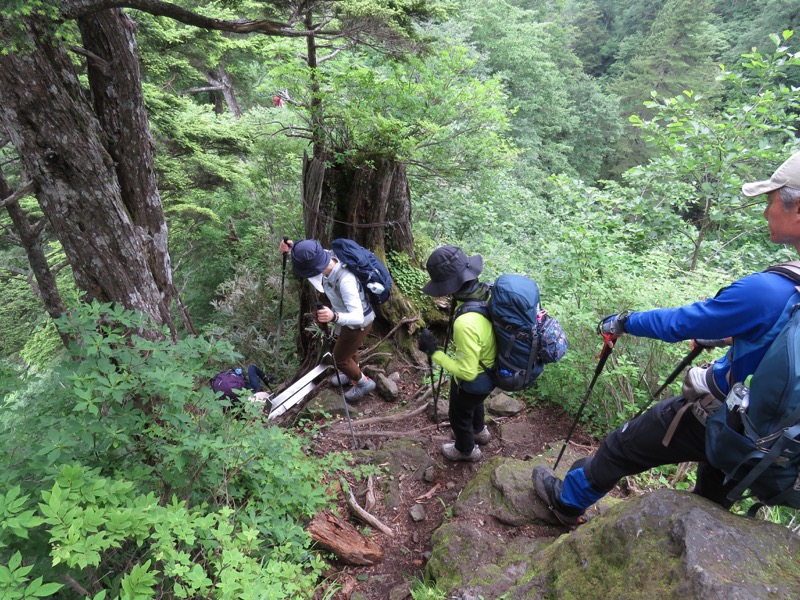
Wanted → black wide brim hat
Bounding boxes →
[291,239,331,278]
[422,246,483,297]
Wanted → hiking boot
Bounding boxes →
[474,426,491,446]
[328,371,351,387]
[449,427,491,445]
[344,376,376,402]
[532,465,587,527]
[441,442,482,462]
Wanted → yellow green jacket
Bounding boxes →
[431,309,496,384]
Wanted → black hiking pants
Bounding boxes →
[449,383,489,454]
[583,395,736,508]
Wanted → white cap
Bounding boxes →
[249,391,270,403]
[742,151,800,197]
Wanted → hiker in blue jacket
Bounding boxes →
[534,150,800,527]
[280,238,377,402]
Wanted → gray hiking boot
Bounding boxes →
[343,376,376,402]
[441,442,482,462]
[532,465,587,528]
[328,371,351,387]
[474,426,491,446]
[450,427,491,445]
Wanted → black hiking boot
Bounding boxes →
[532,465,588,528]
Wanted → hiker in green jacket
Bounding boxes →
[418,246,497,462]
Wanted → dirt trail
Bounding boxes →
[299,361,594,599]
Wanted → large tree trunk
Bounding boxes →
[77,8,186,336]
[0,15,175,337]
[302,156,413,257]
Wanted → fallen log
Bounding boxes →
[307,510,384,566]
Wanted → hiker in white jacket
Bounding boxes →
[281,238,376,402]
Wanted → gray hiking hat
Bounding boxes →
[422,246,483,297]
[291,239,331,278]
[742,151,800,197]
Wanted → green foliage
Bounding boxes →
[310,38,517,180]
[748,503,800,533]
[206,269,301,386]
[458,0,621,185]
[410,577,448,599]
[628,31,800,270]
[531,175,734,431]
[388,251,428,305]
[0,551,62,599]
[0,275,40,358]
[625,463,697,496]
[0,302,335,598]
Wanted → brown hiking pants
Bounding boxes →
[333,323,373,382]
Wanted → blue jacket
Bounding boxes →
[625,271,800,394]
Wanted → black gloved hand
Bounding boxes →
[597,311,631,339]
[417,329,439,357]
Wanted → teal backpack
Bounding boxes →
[705,262,800,509]
[457,274,567,392]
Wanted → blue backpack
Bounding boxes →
[458,274,568,392]
[705,262,800,508]
[331,238,393,305]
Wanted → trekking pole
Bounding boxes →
[630,343,705,420]
[276,237,290,347]
[432,299,457,428]
[316,302,357,449]
[428,354,439,424]
[554,335,615,470]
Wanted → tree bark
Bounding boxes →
[78,8,180,336]
[307,510,384,566]
[0,16,172,336]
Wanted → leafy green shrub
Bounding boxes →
[0,302,333,598]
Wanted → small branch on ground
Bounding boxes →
[340,478,394,538]
[414,484,441,502]
[329,429,428,439]
[332,401,429,429]
[365,476,376,512]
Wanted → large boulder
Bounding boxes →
[426,455,800,599]
[531,489,800,599]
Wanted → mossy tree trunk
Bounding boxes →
[297,154,418,367]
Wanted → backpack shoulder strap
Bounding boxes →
[455,299,489,320]
[766,261,800,291]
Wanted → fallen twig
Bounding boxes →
[346,401,430,428]
[414,484,441,502]
[365,476,376,512]
[340,478,394,538]
[330,429,428,439]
